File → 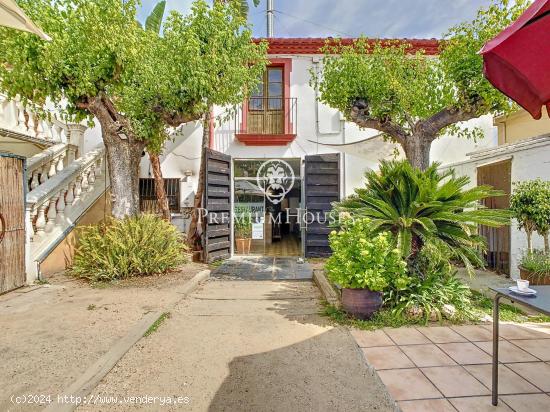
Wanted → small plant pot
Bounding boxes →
[342,288,383,320]
[235,238,252,254]
[519,266,550,286]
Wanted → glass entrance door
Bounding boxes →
[233,159,302,256]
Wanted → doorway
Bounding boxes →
[233,158,302,256]
[477,159,512,275]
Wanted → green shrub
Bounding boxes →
[325,218,409,291]
[387,243,476,323]
[71,214,187,282]
[520,250,550,278]
[510,179,550,253]
[335,160,511,274]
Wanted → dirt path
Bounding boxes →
[83,280,394,412]
[0,264,206,412]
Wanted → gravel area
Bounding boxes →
[0,263,207,412]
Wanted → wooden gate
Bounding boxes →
[0,154,26,293]
[304,153,340,257]
[477,159,511,275]
[204,149,232,263]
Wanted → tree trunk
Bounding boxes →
[87,95,145,219]
[544,233,549,254]
[149,152,171,221]
[187,112,211,252]
[402,135,432,171]
[526,230,533,254]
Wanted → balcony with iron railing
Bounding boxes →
[235,97,297,146]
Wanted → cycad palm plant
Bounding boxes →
[335,160,510,274]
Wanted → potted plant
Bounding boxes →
[325,218,409,320]
[519,250,550,285]
[511,179,550,283]
[234,214,252,255]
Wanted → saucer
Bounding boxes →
[509,286,537,296]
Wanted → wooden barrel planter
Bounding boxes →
[342,288,383,320]
[519,266,550,286]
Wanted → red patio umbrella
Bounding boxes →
[481,0,550,119]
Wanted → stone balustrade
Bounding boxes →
[26,146,106,249]
[0,94,67,145]
[25,143,79,192]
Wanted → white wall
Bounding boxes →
[149,53,502,211]
[440,137,550,278]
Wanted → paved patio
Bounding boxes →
[211,256,313,280]
[351,322,550,412]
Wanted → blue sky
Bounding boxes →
[136,0,492,38]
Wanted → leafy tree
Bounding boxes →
[335,160,511,275]
[0,0,266,220]
[510,179,550,253]
[312,0,529,170]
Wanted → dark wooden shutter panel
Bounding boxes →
[304,153,340,258]
[204,149,232,263]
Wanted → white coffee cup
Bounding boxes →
[517,279,530,291]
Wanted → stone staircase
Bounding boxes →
[0,94,109,282]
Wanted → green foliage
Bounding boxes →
[123,0,268,153]
[0,0,267,153]
[470,290,550,323]
[392,274,476,324]
[0,0,142,119]
[335,160,511,274]
[510,179,550,248]
[71,215,187,282]
[312,0,529,141]
[145,1,166,34]
[520,251,550,278]
[234,213,252,238]
[325,218,409,291]
[144,312,171,336]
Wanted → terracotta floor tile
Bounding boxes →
[398,399,455,412]
[509,339,550,361]
[384,327,431,345]
[474,341,538,363]
[416,326,467,343]
[506,362,550,391]
[438,342,492,365]
[449,396,513,412]
[421,366,490,397]
[497,324,550,340]
[350,329,394,348]
[501,393,550,412]
[451,325,494,341]
[400,344,456,367]
[464,364,540,394]
[361,346,415,370]
[377,368,442,401]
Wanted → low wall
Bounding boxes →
[39,191,111,277]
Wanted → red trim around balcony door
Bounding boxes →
[269,58,292,134]
[237,58,295,146]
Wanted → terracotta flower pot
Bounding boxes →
[235,238,252,254]
[519,266,550,286]
[342,288,383,320]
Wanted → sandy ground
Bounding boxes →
[0,263,207,412]
[81,280,394,412]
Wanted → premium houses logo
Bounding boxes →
[256,159,295,205]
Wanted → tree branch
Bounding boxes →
[153,107,202,127]
[418,105,480,139]
[350,98,409,145]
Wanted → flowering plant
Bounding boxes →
[326,218,409,292]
